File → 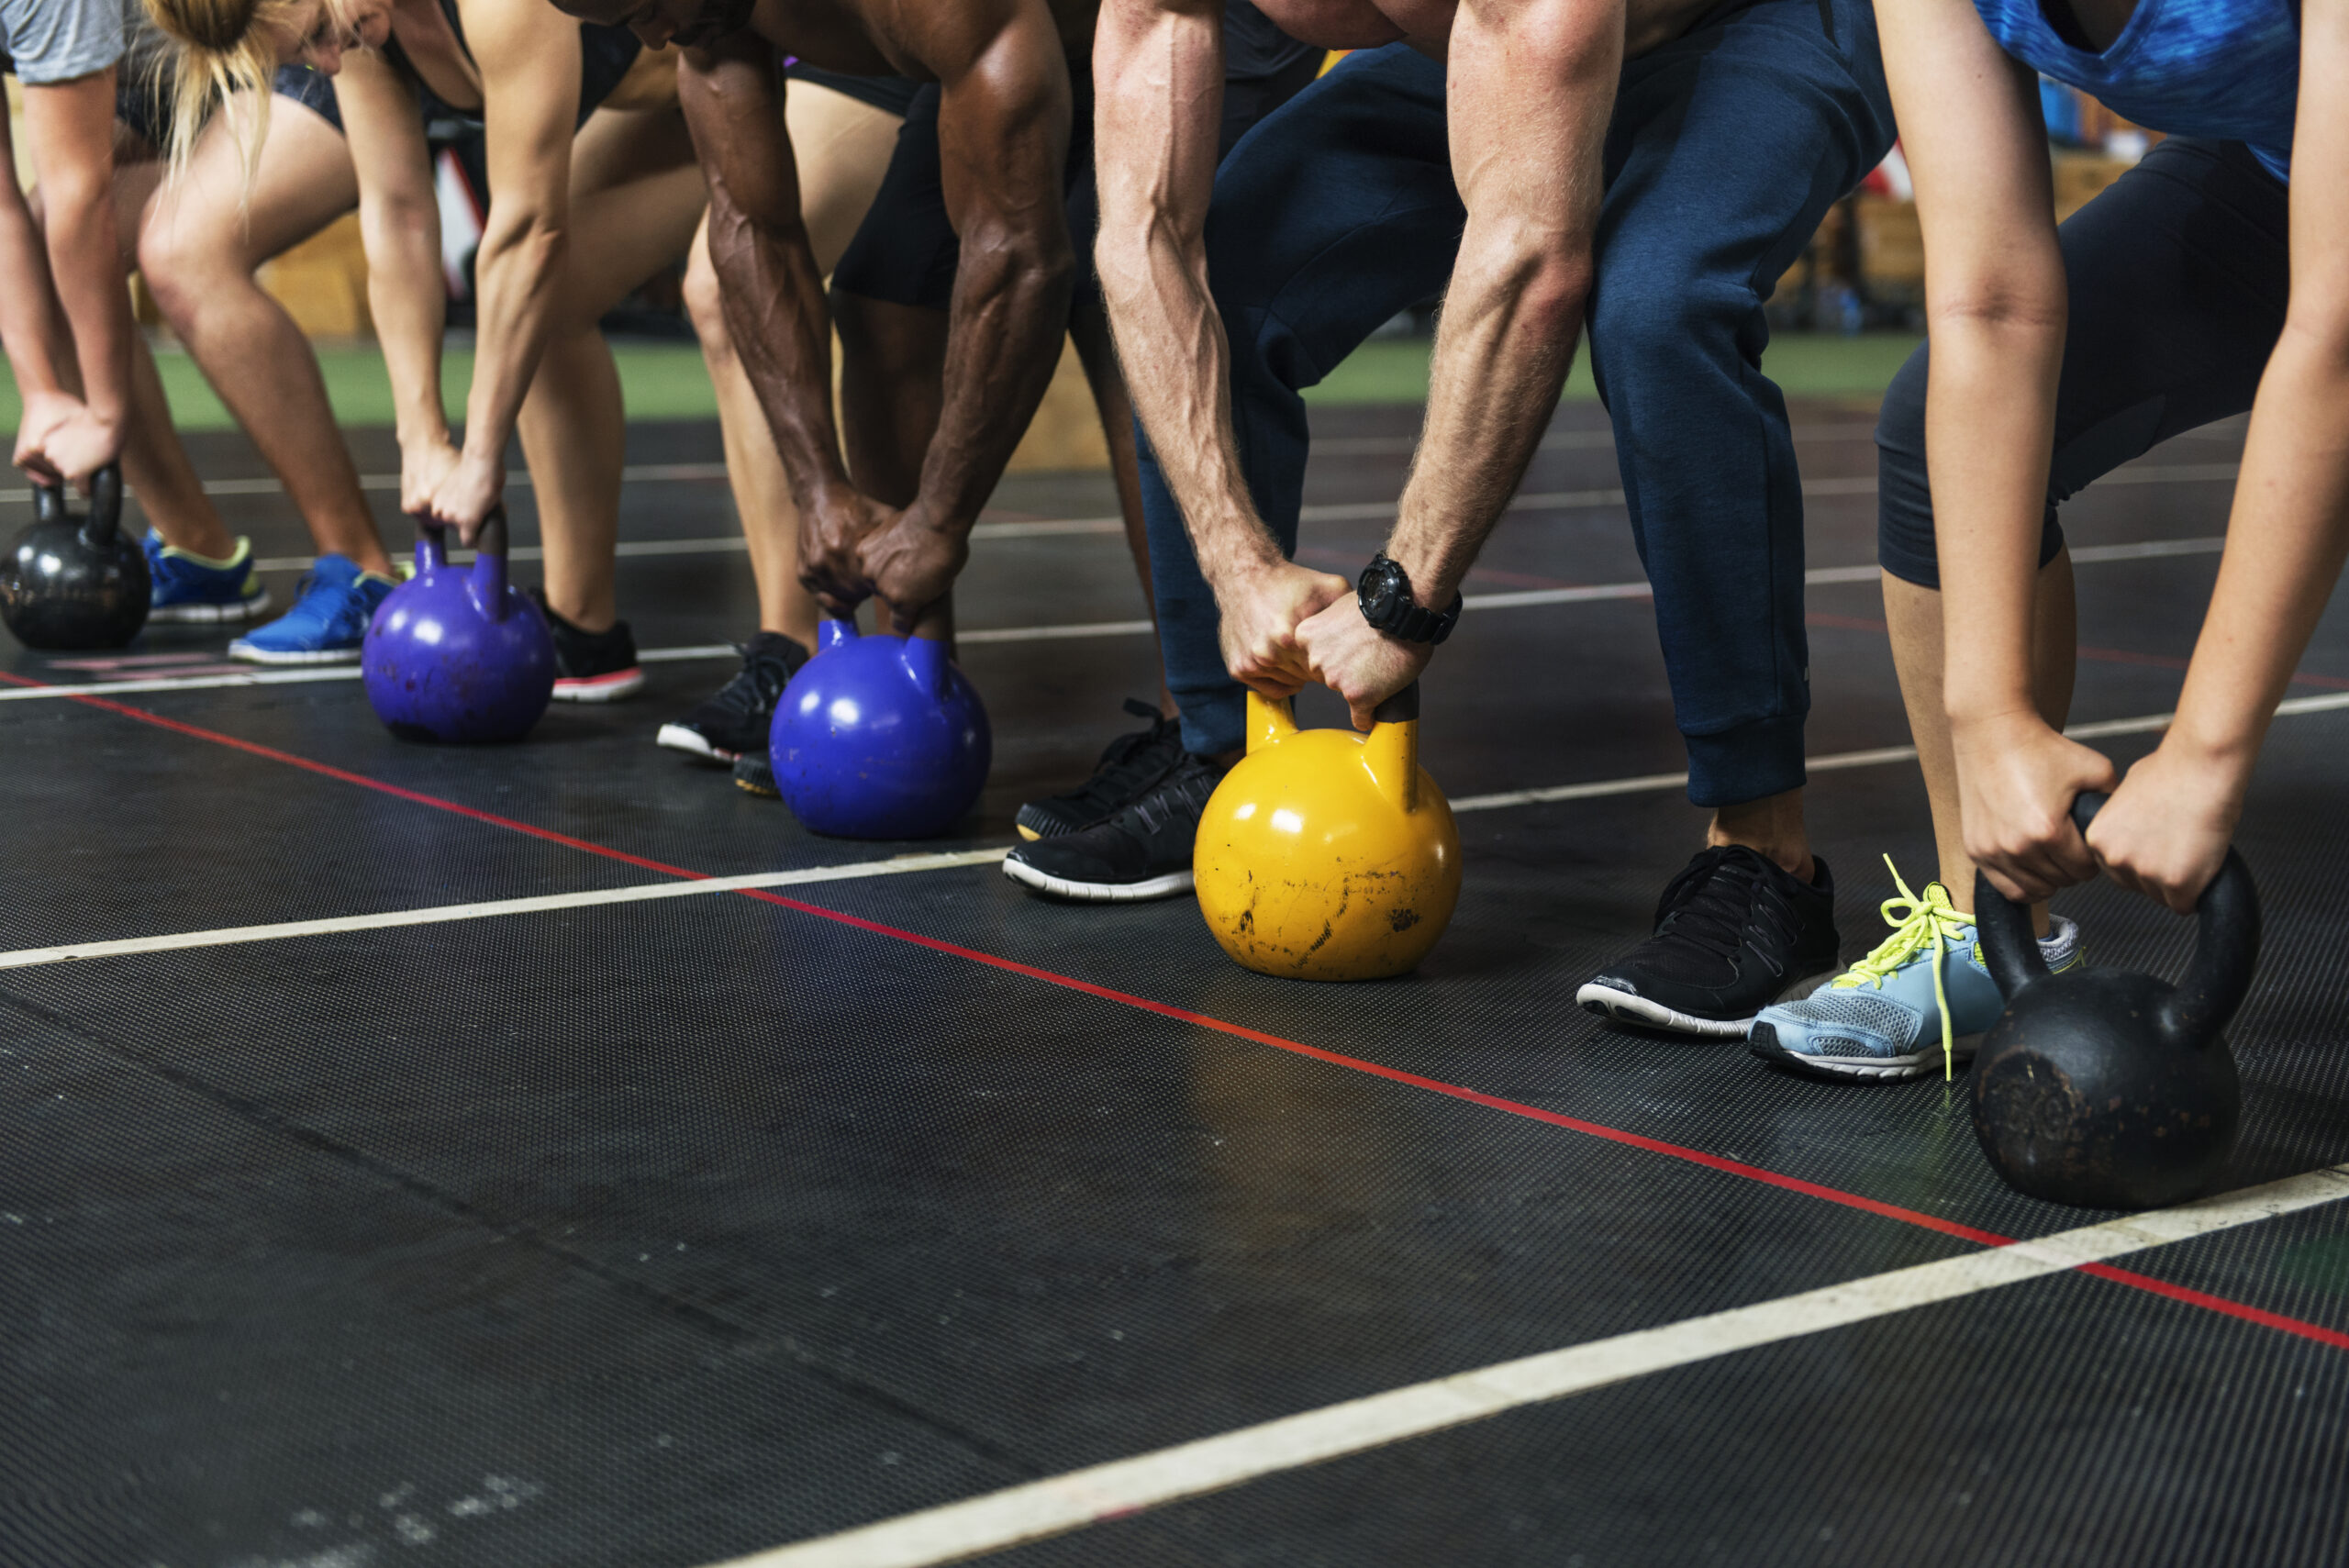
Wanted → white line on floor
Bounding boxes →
[9,692,2344,971]
[0,850,1008,972]
[185,458,2236,573]
[705,1167,2349,1568]
[0,534,2247,707]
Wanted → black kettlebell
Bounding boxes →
[0,465,149,651]
[1970,792,2258,1210]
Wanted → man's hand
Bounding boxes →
[401,433,464,517]
[1212,560,1351,699]
[424,450,506,544]
[859,500,970,632]
[16,393,121,487]
[1297,595,1435,731]
[796,489,899,617]
[1951,707,2121,903]
[2087,741,2243,915]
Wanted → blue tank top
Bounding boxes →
[1974,0,2299,181]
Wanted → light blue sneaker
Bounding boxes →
[1748,859,2080,1083]
[142,530,273,624]
[228,555,395,665]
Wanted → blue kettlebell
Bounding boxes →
[362,508,556,744]
[769,618,991,839]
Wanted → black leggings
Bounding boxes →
[1876,139,2289,588]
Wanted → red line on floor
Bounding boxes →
[17,668,2348,1353]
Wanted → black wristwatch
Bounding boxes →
[1357,552,1463,645]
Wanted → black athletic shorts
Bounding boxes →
[829,0,1319,313]
[783,60,920,119]
[273,21,640,139]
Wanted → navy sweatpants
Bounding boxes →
[1140,0,1893,807]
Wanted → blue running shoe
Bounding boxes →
[143,530,273,624]
[228,555,395,665]
[1748,859,2080,1083]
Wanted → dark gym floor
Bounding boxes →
[6,392,2349,1568]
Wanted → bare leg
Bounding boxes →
[1068,289,1176,718]
[833,289,948,638]
[1884,551,2078,929]
[684,83,900,646]
[518,106,706,633]
[136,101,391,577]
[1708,790,1815,884]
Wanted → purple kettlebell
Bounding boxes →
[769,618,992,839]
[362,508,556,744]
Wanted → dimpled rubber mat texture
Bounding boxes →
[6,405,2349,1566]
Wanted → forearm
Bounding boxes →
[40,170,133,425]
[913,232,1074,528]
[707,195,852,511]
[1095,0,1271,586]
[363,196,452,450]
[461,210,565,462]
[1387,224,1586,602]
[2168,330,2349,772]
[1926,308,2065,723]
[0,188,72,400]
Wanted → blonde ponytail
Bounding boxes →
[141,0,353,186]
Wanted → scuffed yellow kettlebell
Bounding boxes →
[1195,682,1462,981]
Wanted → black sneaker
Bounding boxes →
[655,631,809,762]
[1575,847,1841,1039]
[1015,698,1186,840]
[527,589,645,703]
[733,749,778,798]
[1001,751,1228,902]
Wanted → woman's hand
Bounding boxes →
[400,432,464,517]
[1952,706,2121,903]
[2087,741,2245,914]
[423,449,507,545]
[15,393,120,487]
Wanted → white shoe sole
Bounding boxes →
[553,668,646,704]
[1000,857,1194,904]
[656,723,739,762]
[1750,1027,1987,1083]
[1575,968,1842,1041]
[228,641,362,666]
[150,594,273,626]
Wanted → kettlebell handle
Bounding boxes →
[31,464,124,546]
[470,506,511,618]
[1973,789,2262,1049]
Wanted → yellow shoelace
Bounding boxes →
[1830,857,1974,1081]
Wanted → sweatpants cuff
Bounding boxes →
[1684,712,1809,809]
[1178,686,1247,762]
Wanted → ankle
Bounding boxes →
[1707,822,1814,883]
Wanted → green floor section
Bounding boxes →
[0,331,1919,434]
[1301,332,1924,407]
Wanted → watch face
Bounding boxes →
[1359,560,1402,622]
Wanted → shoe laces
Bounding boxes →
[1128,757,1217,837]
[709,640,800,720]
[1085,698,1180,792]
[1653,847,1796,962]
[1832,857,1973,1081]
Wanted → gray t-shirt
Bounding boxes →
[0,0,130,85]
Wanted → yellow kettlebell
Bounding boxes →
[1194,682,1462,982]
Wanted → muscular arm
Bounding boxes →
[1882,0,2116,896]
[2099,1,2349,908]
[12,72,134,482]
[433,0,589,531]
[0,101,79,460]
[339,51,454,507]
[912,2,1075,534]
[1384,0,1616,608]
[1294,0,1621,726]
[679,40,846,515]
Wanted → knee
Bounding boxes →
[683,244,734,366]
[1590,262,1751,378]
[136,217,241,329]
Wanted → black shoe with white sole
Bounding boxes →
[528,589,646,703]
[1575,846,1840,1039]
[656,631,808,762]
[733,749,778,798]
[1014,698,1186,840]
[1001,751,1228,902]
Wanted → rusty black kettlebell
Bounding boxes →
[1,465,148,651]
[1970,792,2258,1210]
